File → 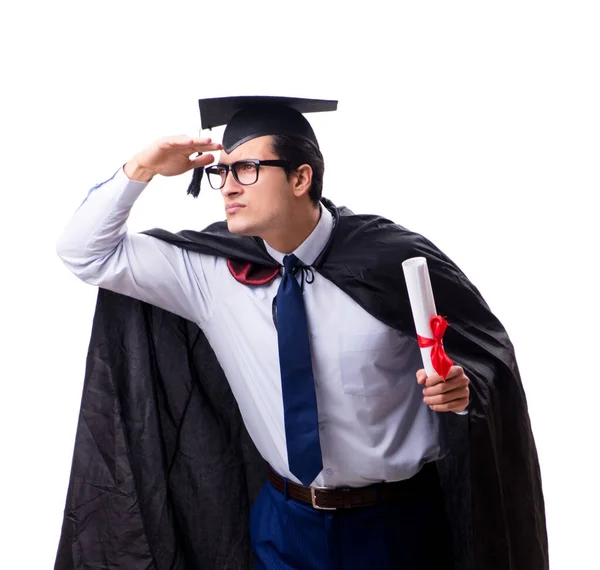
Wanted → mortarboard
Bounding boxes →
[187,96,338,197]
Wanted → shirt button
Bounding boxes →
[324,468,334,476]
[319,424,325,431]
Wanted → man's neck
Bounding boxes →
[263,206,321,255]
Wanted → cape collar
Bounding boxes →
[229,200,341,286]
[142,199,346,286]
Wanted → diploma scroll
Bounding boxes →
[402,256,453,379]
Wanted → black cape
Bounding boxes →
[55,199,548,570]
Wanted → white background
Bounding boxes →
[1,1,598,568]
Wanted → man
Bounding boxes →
[55,97,547,569]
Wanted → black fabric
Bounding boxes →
[198,96,337,150]
[55,292,266,570]
[221,103,320,153]
[55,199,548,570]
[186,157,204,198]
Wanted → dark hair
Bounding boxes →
[270,135,325,206]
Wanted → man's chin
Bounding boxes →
[226,218,254,236]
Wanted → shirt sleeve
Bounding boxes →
[56,167,214,324]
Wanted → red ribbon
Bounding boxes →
[417,316,454,380]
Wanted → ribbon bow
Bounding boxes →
[417,316,454,380]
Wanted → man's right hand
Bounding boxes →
[124,135,223,182]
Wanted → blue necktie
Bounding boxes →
[276,254,323,486]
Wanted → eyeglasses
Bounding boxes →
[204,159,290,190]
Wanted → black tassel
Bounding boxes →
[186,153,204,198]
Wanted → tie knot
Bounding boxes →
[283,254,300,273]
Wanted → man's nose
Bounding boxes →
[221,174,243,198]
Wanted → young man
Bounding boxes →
[55,97,547,570]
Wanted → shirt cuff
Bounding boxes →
[112,165,150,207]
[79,165,149,211]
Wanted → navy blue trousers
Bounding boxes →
[250,472,453,570]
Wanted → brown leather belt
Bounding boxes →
[267,462,438,510]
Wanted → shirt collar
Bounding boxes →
[263,204,333,266]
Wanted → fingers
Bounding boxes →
[189,153,216,169]
[427,397,470,413]
[417,366,462,387]
[423,374,469,397]
[416,365,470,413]
[416,371,445,387]
[158,136,223,152]
[420,365,465,388]
[423,384,469,406]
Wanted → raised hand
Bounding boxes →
[124,135,223,182]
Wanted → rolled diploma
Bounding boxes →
[402,256,438,377]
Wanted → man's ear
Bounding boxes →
[292,164,313,199]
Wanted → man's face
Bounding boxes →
[217,135,294,237]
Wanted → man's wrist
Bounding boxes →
[124,159,155,183]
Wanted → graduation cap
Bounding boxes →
[187,96,338,197]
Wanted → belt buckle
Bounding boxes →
[310,487,337,511]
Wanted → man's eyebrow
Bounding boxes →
[216,158,254,166]
[218,156,245,165]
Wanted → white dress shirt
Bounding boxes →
[57,167,445,488]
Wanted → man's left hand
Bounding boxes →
[416,366,470,413]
